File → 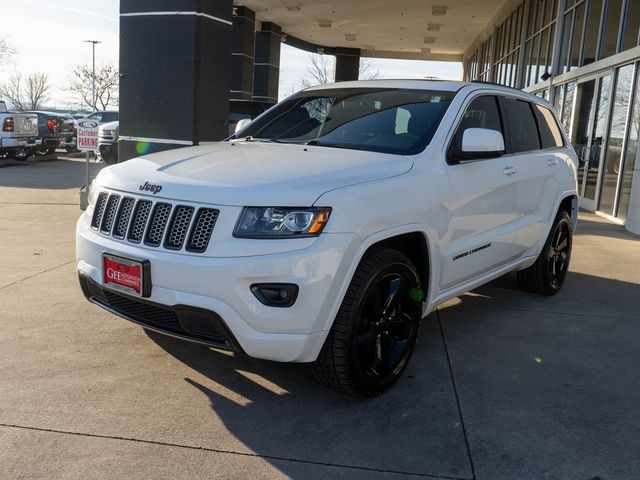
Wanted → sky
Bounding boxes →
[0,0,462,111]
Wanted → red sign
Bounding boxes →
[103,255,142,296]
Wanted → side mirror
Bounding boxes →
[460,128,505,160]
[235,118,252,134]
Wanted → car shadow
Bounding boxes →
[143,266,639,478]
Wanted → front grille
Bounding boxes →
[113,197,135,239]
[144,203,172,247]
[91,191,217,254]
[187,208,219,253]
[91,192,109,229]
[100,194,120,234]
[80,276,235,349]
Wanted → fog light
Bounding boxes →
[251,283,299,308]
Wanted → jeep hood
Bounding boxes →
[98,142,413,206]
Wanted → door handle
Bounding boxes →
[503,166,518,176]
[546,158,559,166]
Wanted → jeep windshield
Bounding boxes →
[232,88,455,155]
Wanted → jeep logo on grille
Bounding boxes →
[139,181,163,194]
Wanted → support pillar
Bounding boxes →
[119,0,232,160]
[253,23,281,104]
[334,48,360,82]
[231,6,255,100]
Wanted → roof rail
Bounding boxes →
[469,80,527,93]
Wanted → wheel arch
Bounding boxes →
[359,230,432,304]
[558,194,578,231]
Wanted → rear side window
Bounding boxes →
[502,98,541,153]
[450,95,503,153]
[533,104,564,148]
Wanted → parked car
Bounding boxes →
[78,80,579,396]
[97,121,118,164]
[82,110,119,124]
[0,100,39,159]
[23,111,76,155]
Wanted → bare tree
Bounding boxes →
[359,57,380,80]
[0,72,50,110]
[300,55,334,89]
[0,74,25,110]
[68,64,119,111]
[299,54,380,89]
[26,73,50,110]
[0,36,15,64]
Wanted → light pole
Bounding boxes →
[83,40,101,112]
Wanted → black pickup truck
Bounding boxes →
[23,111,76,155]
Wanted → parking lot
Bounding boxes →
[0,155,639,480]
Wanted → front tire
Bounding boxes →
[517,210,573,295]
[313,248,424,397]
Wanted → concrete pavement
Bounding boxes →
[0,156,638,479]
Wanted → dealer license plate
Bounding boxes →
[102,253,147,297]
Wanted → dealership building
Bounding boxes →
[119,0,640,234]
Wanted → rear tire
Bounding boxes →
[313,248,424,397]
[517,210,572,295]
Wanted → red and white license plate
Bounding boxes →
[103,254,146,297]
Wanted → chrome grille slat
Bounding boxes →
[113,197,135,239]
[187,208,219,253]
[91,192,109,229]
[128,200,153,243]
[144,203,172,247]
[164,206,195,250]
[93,191,217,254]
[100,194,120,234]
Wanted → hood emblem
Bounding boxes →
[139,181,163,194]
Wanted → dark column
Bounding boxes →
[334,48,361,82]
[253,22,281,104]
[231,6,255,100]
[119,0,232,161]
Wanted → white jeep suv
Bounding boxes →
[77,80,578,396]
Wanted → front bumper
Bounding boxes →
[76,212,359,362]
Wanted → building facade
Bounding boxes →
[463,0,640,233]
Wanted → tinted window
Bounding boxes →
[88,112,103,122]
[450,95,503,154]
[102,112,119,122]
[503,98,541,152]
[236,88,455,155]
[534,104,564,148]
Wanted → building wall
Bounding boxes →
[463,0,640,232]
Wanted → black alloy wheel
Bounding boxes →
[314,248,424,397]
[517,210,573,295]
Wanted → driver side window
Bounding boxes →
[448,95,503,160]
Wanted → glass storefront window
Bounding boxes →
[583,0,604,66]
[618,65,640,220]
[570,3,586,70]
[599,64,634,215]
[621,0,640,52]
[584,75,611,203]
[600,0,624,59]
[558,12,573,74]
[562,82,576,132]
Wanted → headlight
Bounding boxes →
[234,207,331,238]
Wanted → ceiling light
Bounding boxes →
[424,37,435,44]
[318,20,331,28]
[345,34,357,41]
[432,6,447,16]
[427,24,441,32]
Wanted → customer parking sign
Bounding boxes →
[77,119,99,151]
